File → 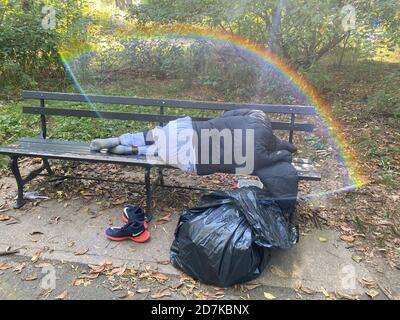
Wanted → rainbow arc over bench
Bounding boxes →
[59,24,368,196]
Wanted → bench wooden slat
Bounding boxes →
[23,107,315,132]
[0,141,165,166]
[22,91,317,115]
[16,138,315,164]
[0,138,321,181]
[12,138,318,167]
[15,138,314,167]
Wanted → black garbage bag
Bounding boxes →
[170,187,298,287]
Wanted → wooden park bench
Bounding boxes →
[0,91,321,220]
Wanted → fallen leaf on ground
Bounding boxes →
[151,289,171,299]
[88,265,106,274]
[264,292,276,300]
[318,237,328,243]
[29,231,44,236]
[74,248,89,256]
[366,289,380,299]
[40,289,53,300]
[270,265,288,278]
[111,265,126,276]
[152,271,169,283]
[243,284,262,291]
[35,262,52,269]
[0,263,12,271]
[112,198,126,205]
[155,212,172,225]
[193,290,206,299]
[73,278,92,287]
[118,291,135,300]
[67,241,75,248]
[0,214,10,221]
[359,278,378,289]
[24,273,38,281]
[352,255,363,263]
[320,287,330,298]
[340,225,352,233]
[78,274,99,280]
[211,291,225,299]
[300,285,315,295]
[13,263,26,274]
[156,218,171,226]
[55,290,68,300]
[137,288,151,294]
[336,291,359,300]
[111,285,124,292]
[169,283,184,291]
[31,252,42,263]
[156,260,170,265]
[340,235,355,243]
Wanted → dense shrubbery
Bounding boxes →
[0,1,56,92]
[70,39,306,104]
[367,71,400,118]
[0,0,91,97]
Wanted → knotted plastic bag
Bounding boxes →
[170,187,298,287]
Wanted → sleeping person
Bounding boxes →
[90,109,297,176]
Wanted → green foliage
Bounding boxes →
[0,0,92,97]
[129,0,400,69]
[122,40,191,79]
[69,37,305,103]
[305,67,337,95]
[367,71,400,118]
[0,103,39,171]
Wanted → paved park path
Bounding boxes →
[0,174,399,300]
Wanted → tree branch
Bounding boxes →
[315,33,348,61]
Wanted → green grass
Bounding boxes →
[0,103,39,169]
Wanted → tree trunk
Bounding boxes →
[21,0,32,12]
[338,32,351,68]
[268,0,287,53]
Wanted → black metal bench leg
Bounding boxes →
[144,167,153,222]
[10,156,26,209]
[42,158,54,176]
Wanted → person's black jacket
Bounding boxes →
[192,109,297,175]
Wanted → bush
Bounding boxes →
[305,66,337,95]
[69,38,308,104]
[0,0,92,98]
[367,71,400,118]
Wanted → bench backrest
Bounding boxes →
[22,91,316,143]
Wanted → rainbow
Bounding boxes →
[59,23,368,195]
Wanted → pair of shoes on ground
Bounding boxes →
[105,205,150,243]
